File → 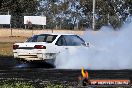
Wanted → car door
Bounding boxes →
[63,35,86,52]
[55,35,87,54]
[55,35,68,53]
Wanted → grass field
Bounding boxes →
[0,36,28,56]
[0,42,14,56]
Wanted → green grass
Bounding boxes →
[0,81,72,88]
[0,79,128,88]
[0,42,14,56]
[0,82,35,88]
[44,83,67,88]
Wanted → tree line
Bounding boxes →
[0,0,132,30]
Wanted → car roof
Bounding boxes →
[35,33,76,36]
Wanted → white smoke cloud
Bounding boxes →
[55,22,132,70]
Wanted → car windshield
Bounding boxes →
[26,34,57,43]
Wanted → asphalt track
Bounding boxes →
[0,56,132,87]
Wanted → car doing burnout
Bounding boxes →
[13,33,89,65]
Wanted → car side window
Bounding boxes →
[37,36,45,42]
[64,35,85,46]
[56,36,67,46]
[46,35,55,43]
[26,34,57,43]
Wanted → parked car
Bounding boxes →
[13,33,89,65]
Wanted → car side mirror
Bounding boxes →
[85,42,89,47]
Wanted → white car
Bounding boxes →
[13,33,89,65]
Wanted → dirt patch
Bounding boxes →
[0,36,28,43]
[0,28,85,37]
[0,28,85,43]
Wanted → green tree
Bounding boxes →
[80,0,132,29]
[0,0,38,28]
[0,0,38,14]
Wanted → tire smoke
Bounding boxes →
[55,22,132,70]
